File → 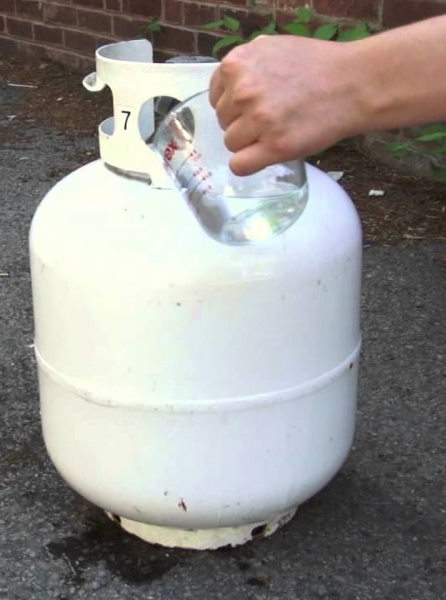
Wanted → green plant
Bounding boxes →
[201,7,371,58]
[141,19,162,35]
[201,15,278,56]
[387,123,446,181]
[282,7,370,41]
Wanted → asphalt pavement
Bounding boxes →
[1,81,445,600]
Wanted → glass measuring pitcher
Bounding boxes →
[153,90,308,244]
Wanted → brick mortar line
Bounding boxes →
[49,1,128,18]
[181,0,227,8]
[139,23,205,34]
[160,0,167,23]
[215,3,250,14]
[3,15,122,37]
[61,27,121,40]
[310,10,382,27]
[2,14,35,22]
[39,0,114,10]
[3,15,65,28]
[216,6,251,16]
[378,0,385,24]
[67,5,115,16]
[39,0,77,8]
[18,0,155,18]
[0,31,92,57]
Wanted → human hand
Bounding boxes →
[209,35,365,175]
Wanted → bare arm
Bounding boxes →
[209,16,446,175]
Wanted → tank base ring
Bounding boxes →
[105,506,298,550]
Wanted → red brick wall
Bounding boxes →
[1,0,446,70]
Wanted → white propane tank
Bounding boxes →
[30,40,362,550]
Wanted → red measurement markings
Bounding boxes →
[164,140,178,162]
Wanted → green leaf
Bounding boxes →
[259,20,278,35]
[337,23,370,41]
[248,22,278,42]
[313,23,338,40]
[295,6,312,23]
[387,140,411,157]
[248,30,261,41]
[201,19,225,30]
[283,22,312,37]
[417,123,446,135]
[222,15,240,32]
[212,35,244,57]
[416,131,446,142]
[142,19,161,33]
[145,20,161,33]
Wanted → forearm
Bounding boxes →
[354,16,446,134]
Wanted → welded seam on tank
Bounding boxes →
[34,340,361,412]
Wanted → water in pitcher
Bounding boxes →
[218,184,308,244]
[153,91,308,244]
[186,165,308,244]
